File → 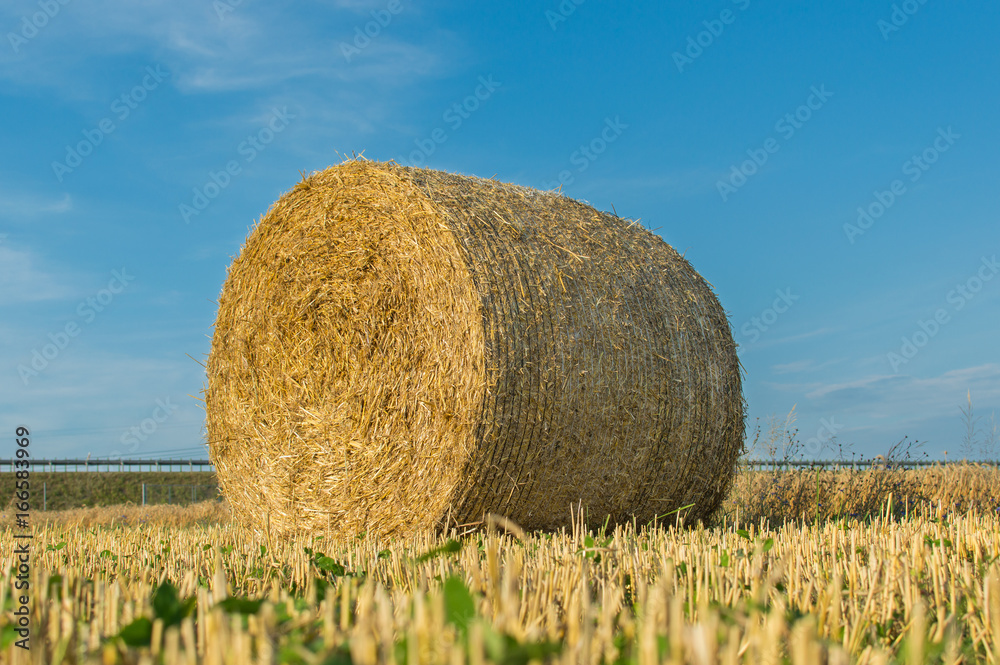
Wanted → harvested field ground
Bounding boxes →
[2,464,999,664]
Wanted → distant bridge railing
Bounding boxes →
[0,459,214,473]
[741,459,1000,471]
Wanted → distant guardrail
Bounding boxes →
[741,459,1000,470]
[0,458,214,473]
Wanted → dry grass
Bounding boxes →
[0,500,231,529]
[206,160,743,539]
[725,463,1000,525]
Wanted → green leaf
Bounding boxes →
[511,638,563,665]
[313,577,330,602]
[259,545,267,557]
[0,624,17,650]
[719,550,730,567]
[485,630,563,665]
[278,645,309,665]
[217,596,264,615]
[762,538,774,553]
[482,625,506,661]
[313,555,346,576]
[321,643,354,665]
[736,529,750,541]
[443,575,476,632]
[47,574,64,599]
[119,617,153,647]
[415,539,462,563]
[651,503,696,522]
[152,581,180,620]
[377,549,392,560]
[151,581,196,627]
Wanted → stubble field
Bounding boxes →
[2,464,1000,664]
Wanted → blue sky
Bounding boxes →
[2,0,998,462]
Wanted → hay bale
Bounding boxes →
[206,160,744,537]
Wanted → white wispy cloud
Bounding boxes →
[0,0,455,95]
[0,349,206,458]
[740,326,838,353]
[0,245,75,304]
[771,358,842,374]
[0,191,72,220]
[1,0,464,160]
[769,326,838,345]
[324,0,399,11]
[587,167,725,201]
[755,364,1000,455]
[794,365,1000,431]
[771,359,815,374]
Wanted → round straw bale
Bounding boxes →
[206,160,744,537]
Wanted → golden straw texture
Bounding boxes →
[206,160,744,538]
